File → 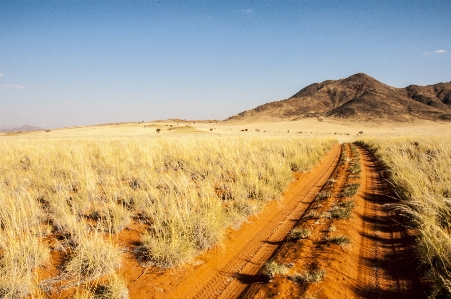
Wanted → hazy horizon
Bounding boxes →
[1,1,450,129]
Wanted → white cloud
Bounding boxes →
[424,49,446,55]
[241,8,253,13]
[2,84,25,90]
[0,73,3,77]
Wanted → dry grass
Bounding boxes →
[262,261,290,279]
[0,135,335,297]
[287,227,312,241]
[357,136,451,298]
[291,269,326,283]
[327,235,351,247]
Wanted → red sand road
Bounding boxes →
[238,145,424,299]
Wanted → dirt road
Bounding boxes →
[238,145,424,299]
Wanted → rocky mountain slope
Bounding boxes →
[226,73,451,122]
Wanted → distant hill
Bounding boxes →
[225,73,451,122]
[0,124,45,132]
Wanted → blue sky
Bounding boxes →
[1,1,450,128]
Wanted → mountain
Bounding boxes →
[225,73,451,122]
[0,124,45,132]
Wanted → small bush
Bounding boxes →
[0,235,50,298]
[306,210,320,218]
[342,183,360,197]
[93,203,131,233]
[327,200,355,220]
[262,261,290,278]
[287,227,312,240]
[315,190,333,201]
[93,275,129,299]
[329,206,351,219]
[327,235,351,247]
[313,203,323,209]
[64,235,122,282]
[339,200,356,209]
[319,211,331,219]
[291,269,326,283]
[349,160,361,175]
[328,224,336,232]
[326,179,336,186]
[140,230,196,268]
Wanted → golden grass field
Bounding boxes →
[1,118,450,298]
[0,123,336,298]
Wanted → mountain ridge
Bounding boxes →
[0,124,45,132]
[225,73,451,122]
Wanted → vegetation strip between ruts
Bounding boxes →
[239,143,357,298]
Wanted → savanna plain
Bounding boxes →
[1,119,450,299]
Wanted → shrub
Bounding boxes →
[339,200,356,209]
[342,183,360,197]
[93,275,129,299]
[306,210,320,218]
[262,261,290,278]
[328,224,336,232]
[291,269,326,283]
[64,234,123,282]
[0,234,50,298]
[315,190,333,201]
[327,235,351,247]
[288,227,312,240]
[329,205,352,219]
[319,211,331,219]
[349,163,361,175]
[326,179,336,186]
[140,225,198,268]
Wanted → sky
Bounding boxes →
[1,0,450,129]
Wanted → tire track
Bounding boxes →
[355,146,423,299]
[167,144,342,299]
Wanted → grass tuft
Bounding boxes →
[287,227,312,240]
[327,235,351,247]
[262,261,290,279]
[291,269,326,283]
[342,183,360,197]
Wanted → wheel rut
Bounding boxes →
[354,146,423,298]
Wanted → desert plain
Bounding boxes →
[1,116,451,299]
